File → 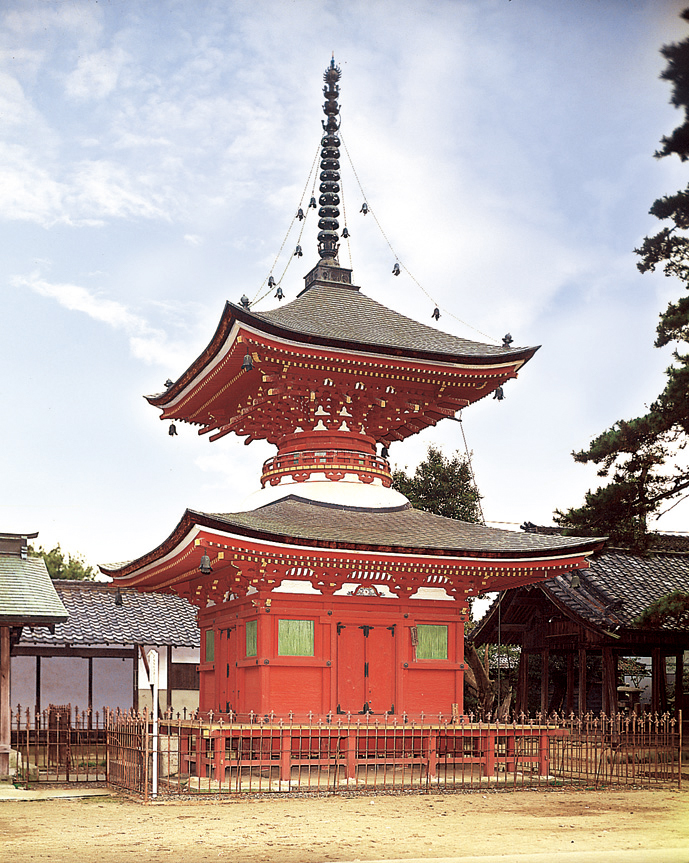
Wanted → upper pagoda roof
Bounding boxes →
[148,281,537,417]
[246,283,536,364]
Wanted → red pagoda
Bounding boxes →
[103,60,601,721]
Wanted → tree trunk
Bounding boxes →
[464,641,496,716]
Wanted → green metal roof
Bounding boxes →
[0,556,68,626]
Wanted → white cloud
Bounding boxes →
[14,273,188,367]
[65,46,130,101]
[0,142,66,224]
[67,159,173,220]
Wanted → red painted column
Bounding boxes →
[258,609,272,715]
[455,617,465,716]
[280,727,292,781]
[538,730,550,776]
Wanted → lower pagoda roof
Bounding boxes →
[101,496,604,590]
[196,497,601,558]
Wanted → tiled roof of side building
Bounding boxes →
[201,496,603,557]
[0,557,67,625]
[545,549,689,629]
[244,284,538,362]
[19,580,199,648]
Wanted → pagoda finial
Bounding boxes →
[317,57,342,261]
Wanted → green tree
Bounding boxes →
[391,445,483,523]
[393,445,495,711]
[555,9,689,549]
[635,590,689,628]
[29,543,96,581]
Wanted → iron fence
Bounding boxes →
[12,707,682,798]
[11,704,109,784]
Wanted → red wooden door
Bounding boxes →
[223,626,238,715]
[366,626,395,714]
[337,624,396,715]
[336,623,366,714]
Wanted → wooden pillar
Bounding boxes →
[675,651,684,721]
[0,626,11,775]
[652,648,667,713]
[516,650,529,716]
[602,647,617,715]
[258,612,271,715]
[35,655,41,716]
[540,648,549,717]
[566,652,575,716]
[578,648,587,715]
[133,645,139,712]
[166,646,173,714]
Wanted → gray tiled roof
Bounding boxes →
[246,284,535,361]
[546,550,689,629]
[19,581,199,647]
[0,557,67,626]
[200,496,601,557]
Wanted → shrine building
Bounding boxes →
[102,60,602,720]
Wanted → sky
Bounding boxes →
[2,0,688,576]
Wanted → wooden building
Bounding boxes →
[472,538,689,718]
[12,580,200,716]
[0,531,67,775]
[102,59,602,721]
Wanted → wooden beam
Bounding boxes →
[12,646,137,659]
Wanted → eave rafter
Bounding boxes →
[111,525,595,610]
[153,325,523,446]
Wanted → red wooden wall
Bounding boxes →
[197,592,468,719]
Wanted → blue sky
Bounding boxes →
[2,0,688,569]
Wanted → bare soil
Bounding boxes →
[1,789,688,862]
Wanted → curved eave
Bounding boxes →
[147,301,539,407]
[0,613,68,627]
[473,584,609,646]
[101,508,605,583]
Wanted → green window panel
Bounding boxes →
[278,619,314,656]
[416,624,448,660]
[205,629,215,663]
[246,619,257,657]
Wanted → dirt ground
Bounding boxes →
[1,789,688,863]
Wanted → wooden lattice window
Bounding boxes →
[246,619,257,657]
[205,629,215,663]
[169,662,200,690]
[278,619,314,656]
[416,624,448,660]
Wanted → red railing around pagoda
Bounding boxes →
[261,449,392,487]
